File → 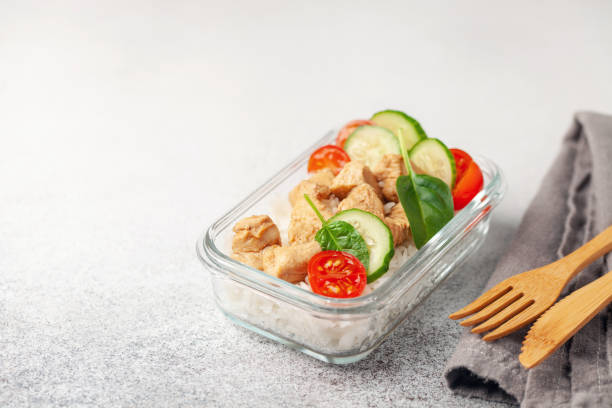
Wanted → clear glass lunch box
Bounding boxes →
[197,130,506,364]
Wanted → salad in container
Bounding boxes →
[197,110,505,363]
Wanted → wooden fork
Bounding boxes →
[449,225,612,341]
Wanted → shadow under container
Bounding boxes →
[197,130,506,364]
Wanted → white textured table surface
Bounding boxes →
[2,1,612,407]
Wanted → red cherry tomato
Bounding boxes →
[452,148,471,180]
[308,145,350,176]
[450,148,484,210]
[307,250,367,298]
[336,119,374,148]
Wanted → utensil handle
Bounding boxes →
[553,270,612,340]
[560,225,612,280]
[583,270,612,303]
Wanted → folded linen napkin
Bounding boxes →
[445,112,612,407]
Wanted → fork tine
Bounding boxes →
[449,283,513,320]
[470,299,535,334]
[459,291,523,327]
[482,303,546,341]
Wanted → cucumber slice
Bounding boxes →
[343,125,400,169]
[371,110,427,150]
[409,138,456,188]
[328,209,394,283]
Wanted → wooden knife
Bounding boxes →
[519,270,612,369]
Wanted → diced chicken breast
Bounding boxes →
[308,168,335,189]
[337,184,385,220]
[384,203,411,246]
[373,154,406,203]
[232,215,281,253]
[260,245,278,270]
[231,251,263,270]
[331,161,382,199]
[288,197,333,244]
[288,179,331,207]
[262,241,321,283]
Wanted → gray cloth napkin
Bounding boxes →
[444,112,612,407]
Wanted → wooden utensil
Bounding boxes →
[519,270,612,368]
[449,225,612,341]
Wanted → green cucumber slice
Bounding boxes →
[408,138,456,188]
[328,209,394,283]
[343,125,400,169]
[371,110,427,150]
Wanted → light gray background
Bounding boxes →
[2,1,612,407]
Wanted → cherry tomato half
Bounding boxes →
[335,119,374,148]
[307,144,350,176]
[450,148,484,210]
[308,250,367,298]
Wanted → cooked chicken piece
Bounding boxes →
[288,180,331,207]
[288,197,333,244]
[331,161,382,199]
[384,203,411,246]
[373,154,406,203]
[232,215,281,253]
[262,241,321,283]
[261,245,278,270]
[308,168,335,189]
[338,183,385,220]
[231,251,263,270]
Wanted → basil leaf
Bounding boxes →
[396,174,454,248]
[314,220,370,270]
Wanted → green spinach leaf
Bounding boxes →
[304,194,370,270]
[396,131,454,249]
[396,174,454,248]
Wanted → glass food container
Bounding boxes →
[197,129,506,364]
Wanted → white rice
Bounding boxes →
[218,238,422,354]
[383,201,396,215]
